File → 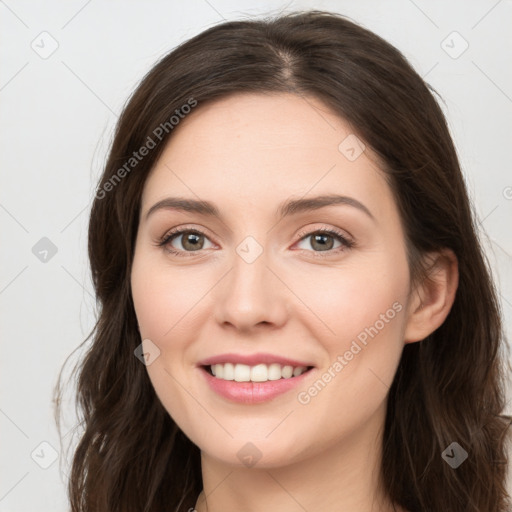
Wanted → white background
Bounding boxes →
[1,0,511,510]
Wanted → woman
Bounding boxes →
[54,10,512,512]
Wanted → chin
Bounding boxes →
[199,436,309,469]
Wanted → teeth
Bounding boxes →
[251,364,268,382]
[268,363,282,380]
[223,363,234,380]
[292,366,304,377]
[209,363,309,382]
[234,363,251,382]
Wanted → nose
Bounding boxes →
[213,244,288,333]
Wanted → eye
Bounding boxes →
[294,227,354,257]
[156,225,354,259]
[157,227,214,257]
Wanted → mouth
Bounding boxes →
[201,363,315,382]
[199,362,316,404]
[196,353,317,403]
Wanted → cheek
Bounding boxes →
[287,257,408,347]
[292,285,406,448]
[131,256,202,427]
[289,248,409,404]
[131,255,204,341]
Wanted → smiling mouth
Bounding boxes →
[202,363,314,382]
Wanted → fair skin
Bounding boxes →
[130,92,458,512]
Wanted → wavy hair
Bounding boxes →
[54,10,512,511]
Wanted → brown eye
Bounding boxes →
[158,228,214,256]
[178,232,205,251]
[294,228,354,258]
[308,233,336,251]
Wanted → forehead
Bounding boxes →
[141,93,393,221]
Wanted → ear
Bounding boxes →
[403,249,459,344]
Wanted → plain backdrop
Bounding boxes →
[1,0,511,510]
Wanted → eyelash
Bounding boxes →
[156,226,355,259]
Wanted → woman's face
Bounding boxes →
[131,92,414,468]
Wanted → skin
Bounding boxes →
[130,92,458,512]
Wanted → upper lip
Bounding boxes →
[197,352,314,368]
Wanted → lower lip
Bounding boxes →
[199,366,314,404]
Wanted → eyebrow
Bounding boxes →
[144,194,375,222]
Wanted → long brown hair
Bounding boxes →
[54,10,512,511]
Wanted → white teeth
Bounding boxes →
[250,364,268,382]
[234,364,251,382]
[223,363,235,380]
[208,363,309,382]
[281,365,293,379]
[292,366,303,377]
[267,363,282,381]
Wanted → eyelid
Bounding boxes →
[158,224,212,242]
[295,224,353,244]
